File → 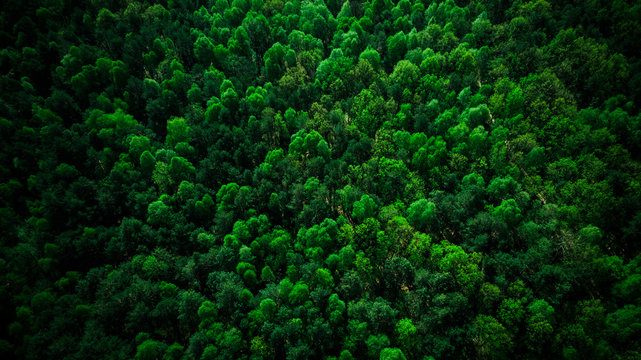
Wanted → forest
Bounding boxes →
[1,0,640,359]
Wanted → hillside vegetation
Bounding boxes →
[1,0,640,359]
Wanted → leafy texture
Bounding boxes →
[1,0,641,359]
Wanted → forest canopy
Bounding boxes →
[1,0,641,359]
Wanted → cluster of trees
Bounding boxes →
[1,0,640,359]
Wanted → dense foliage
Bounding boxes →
[1,0,641,359]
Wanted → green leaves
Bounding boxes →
[195,193,215,221]
[221,86,239,114]
[366,334,390,359]
[359,47,381,70]
[406,199,436,231]
[605,305,641,346]
[472,315,514,360]
[216,183,240,211]
[166,117,190,147]
[411,136,448,175]
[288,129,332,161]
[140,150,156,176]
[289,281,310,305]
[135,339,167,360]
[315,268,334,287]
[395,318,417,354]
[169,156,195,182]
[386,31,407,65]
[5,1,641,359]
[352,194,377,222]
[492,198,523,228]
[147,199,171,227]
[380,347,408,360]
[352,89,389,136]
[316,49,353,91]
[389,60,420,100]
[85,109,140,144]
